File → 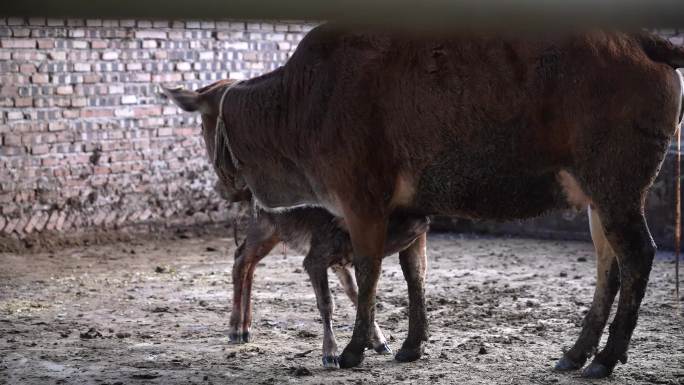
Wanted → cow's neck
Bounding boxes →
[225,70,322,211]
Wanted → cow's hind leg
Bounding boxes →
[304,254,341,368]
[555,205,620,371]
[395,232,429,362]
[581,206,655,378]
[332,265,392,355]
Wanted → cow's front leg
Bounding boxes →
[395,232,429,362]
[556,205,620,371]
[332,265,391,355]
[338,214,388,368]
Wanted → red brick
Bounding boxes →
[19,63,36,73]
[36,39,54,49]
[31,73,49,83]
[14,97,32,107]
[81,108,114,118]
[133,106,162,117]
[90,40,108,49]
[31,144,50,155]
[1,38,36,48]
[56,85,73,95]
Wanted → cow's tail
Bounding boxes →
[676,101,681,303]
[634,32,684,69]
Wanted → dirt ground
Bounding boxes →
[1,228,683,385]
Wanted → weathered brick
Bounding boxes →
[31,144,50,155]
[56,85,73,95]
[91,40,107,49]
[73,62,91,72]
[14,97,32,107]
[47,19,65,27]
[121,95,137,104]
[102,51,118,60]
[1,38,35,48]
[135,30,166,39]
[28,18,46,26]
[48,51,66,60]
[36,39,54,49]
[6,18,25,26]
[141,40,157,49]
[19,63,36,73]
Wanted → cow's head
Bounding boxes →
[161,80,252,203]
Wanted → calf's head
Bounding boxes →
[161,80,252,203]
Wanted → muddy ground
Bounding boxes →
[1,229,683,385]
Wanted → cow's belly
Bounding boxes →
[412,150,569,221]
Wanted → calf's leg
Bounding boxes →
[332,265,391,354]
[304,254,341,368]
[338,213,388,368]
[229,241,249,343]
[229,234,279,343]
[555,205,620,371]
[395,233,429,362]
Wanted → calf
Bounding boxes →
[162,26,684,378]
[227,202,429,368]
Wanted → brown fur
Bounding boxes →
[164,26,684,377]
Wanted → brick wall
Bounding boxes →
[0,20,682,246]
[0,17,317,240]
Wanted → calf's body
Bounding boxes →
[229,207,429,368]
[165,26,684,377]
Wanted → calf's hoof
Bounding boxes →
[339,347,365,368]
[373,341,392,355]
[322,355,340,369]
[554,355,583,371]
[395,346,423,362]
[582,362,611,379]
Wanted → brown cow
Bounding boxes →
[162,25,684,378]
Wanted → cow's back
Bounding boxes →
[278,27,677,219]
[232,25,679,220]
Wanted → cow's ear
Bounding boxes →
[160,85,201,112]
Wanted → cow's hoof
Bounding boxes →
[322,355,340,369]
[582,362,611,379]
[229,331,250,344]
[241,331,250,343]
[373,341,392,355]
[339,347,364,368]
[229,332,244,344]
[395,346,423,362]
[554,355,583,371]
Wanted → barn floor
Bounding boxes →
[1,230,683,385]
